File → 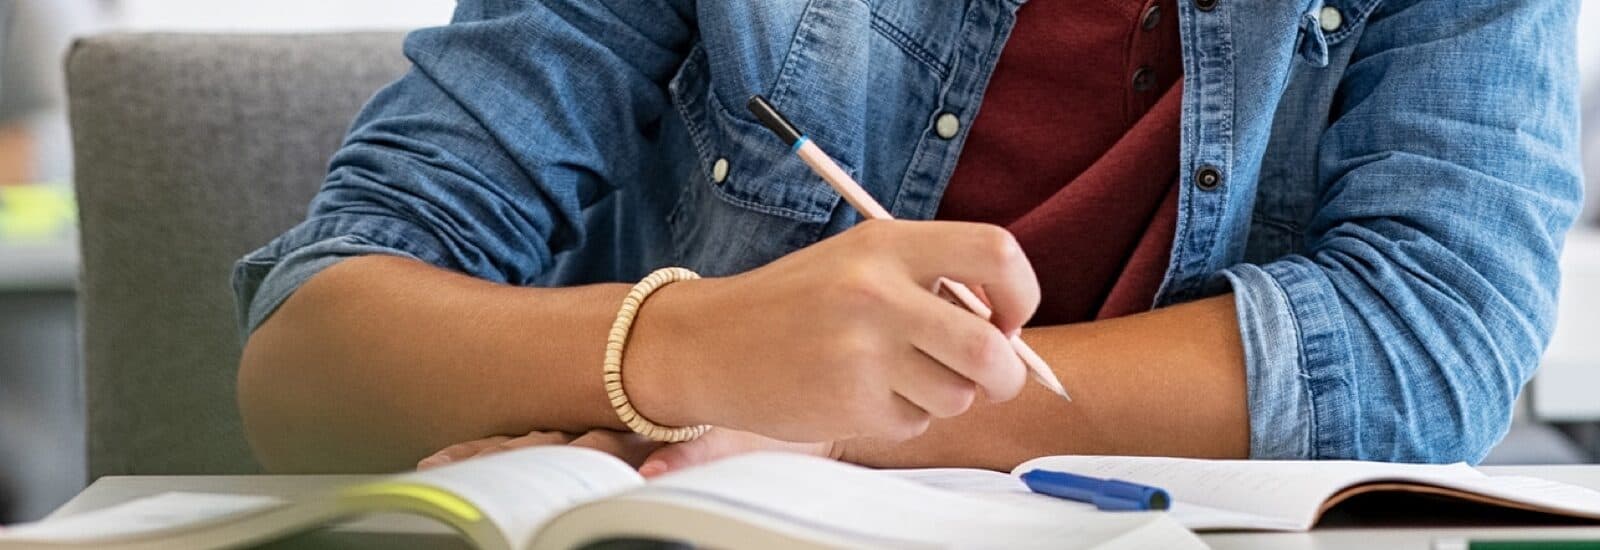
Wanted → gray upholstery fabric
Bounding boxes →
[68,32,408,478]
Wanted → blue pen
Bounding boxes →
[1020,469,1172,512]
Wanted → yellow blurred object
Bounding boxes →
[340,482,485,523]
[0,184,77,241]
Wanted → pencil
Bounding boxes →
[747,95,1070,401]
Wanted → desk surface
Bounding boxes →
[47,466,1600,550]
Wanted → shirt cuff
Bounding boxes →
[1220,258,1359,460]
[231,214,445,337]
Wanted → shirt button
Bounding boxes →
[712,158,730,184]
[1195,0,1217,11]
[1319,6,1343,32]
[1132,67,1156,92]
[1195,165,1224,191]
[935,112,961,140]
[1141,4,1162,30]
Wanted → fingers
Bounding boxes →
[874,221,1040,333]
[887,345,979,418]
[639,429,838,478]
[900,290,1028,402]
[417,431,574,470]
[492,430,578,453]
[881,392,933,441]
[569,431,662,468]
[639,431,738,478]
[417,435,513,470]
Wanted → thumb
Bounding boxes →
[638,436,726,478]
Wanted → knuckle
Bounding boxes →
[852,220,896,250]
[832,266,892,310]
[829,333,881,371]
[977,225,1023,265]
[959,328,996,365]
[956,325,1008,371]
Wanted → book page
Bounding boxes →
[884,468,1079,510]
[378,446,643,545]
[620,452,1204,549]
[1401,474,1600,518]
[0,493,286,544]
[884,468,1283,531]
[1014,456,1486,530]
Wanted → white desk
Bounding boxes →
[45,466,1600,549]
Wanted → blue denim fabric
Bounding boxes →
[234,0,1583,463]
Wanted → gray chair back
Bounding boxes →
[67,32,408,478]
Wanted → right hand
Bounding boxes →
[626,220,1040,443]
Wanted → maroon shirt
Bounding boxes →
[937,0,1183,325]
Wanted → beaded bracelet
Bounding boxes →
[605,267,713,442]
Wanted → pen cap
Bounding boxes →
[1100,479,1170,511]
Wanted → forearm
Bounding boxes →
[841,295,1249,471]
[239,255,675,472]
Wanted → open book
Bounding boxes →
[891,455,1600,531]
[0,448,1203,550]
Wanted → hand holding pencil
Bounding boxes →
[746,95,1070,400]
[618,97,1069,446]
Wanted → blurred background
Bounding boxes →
[0,0,1596,525]
[0,0,455,523]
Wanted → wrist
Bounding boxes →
[616,277,721,430]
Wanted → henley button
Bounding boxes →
[1141,4,1162,30]
[1132,67,1156,92]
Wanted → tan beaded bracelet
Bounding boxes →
[604,267,713,443]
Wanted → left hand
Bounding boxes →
[419,428,837,477]
[637,428,839,477]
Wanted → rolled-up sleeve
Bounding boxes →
[1223,0,1583,463]
[232,0,695,336]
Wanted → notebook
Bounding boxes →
[889,455,1600,531]
[0,448,1203,550]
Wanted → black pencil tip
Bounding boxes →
[747,95,804,146]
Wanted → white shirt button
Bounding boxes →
[1319,6,1343,32]
[935,112,961,140]
[712,158,730,184]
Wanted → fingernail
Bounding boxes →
[638,460,667,478]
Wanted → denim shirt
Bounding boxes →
[234,0,1583,463]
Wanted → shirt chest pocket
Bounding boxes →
[663,28,860,275]
[664,41,854,275]
[670,44,845,225]
[661,0,957,274]
[668,0,896,227]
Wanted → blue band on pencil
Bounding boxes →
[791,135,810,154]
